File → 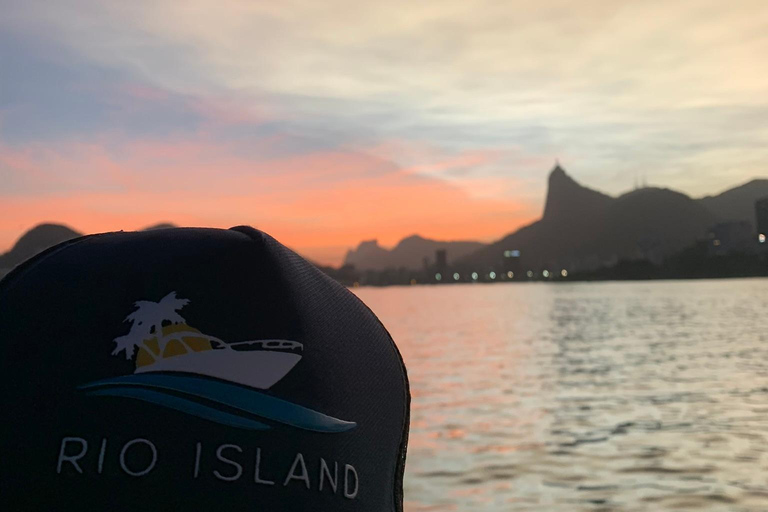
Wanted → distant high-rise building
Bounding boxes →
[757,197,768,243]
[435,249,447,271]
[502,249,522,276]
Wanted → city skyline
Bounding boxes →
[2,1,767,265]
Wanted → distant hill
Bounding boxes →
[459,165,720,272]
[542,165,614,222]
[698,179,768,222]
[344,235,484,271]
[142,222,177,231]
[343,166,767,274]
[0,223,179,279]
[0,224,82,276]
[3,170,766,279]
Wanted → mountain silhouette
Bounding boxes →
[542,164,613,222]
[2,169,765,278]
[345,166,766,274]
[0,223,178,278]
[142,222,178,231]
[698,179,768,222]
[344,235,484,271]
[459,166,729,272]
[0,223,82,275]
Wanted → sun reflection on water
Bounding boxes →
[356,279,768,512]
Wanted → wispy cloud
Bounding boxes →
[1,0,767,261]
[0,134,535,264]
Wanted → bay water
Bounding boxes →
[355,279,768,511]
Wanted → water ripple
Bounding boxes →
[356,279,768,511]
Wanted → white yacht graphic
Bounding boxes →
[112,292,302,389]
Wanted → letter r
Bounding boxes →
[57,437,88,474]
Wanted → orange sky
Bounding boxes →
[0,137,539,265]
[3,1,767,265]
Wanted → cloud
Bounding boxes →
[1,0,767,261]
[0,133,537,265]
[4,0,767,192]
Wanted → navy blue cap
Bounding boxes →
[0,226,409,511]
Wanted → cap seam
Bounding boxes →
[229,225,411,512]
[351,297,411,512]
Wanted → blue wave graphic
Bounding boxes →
[79,373,357,433]
[87,387,270,430]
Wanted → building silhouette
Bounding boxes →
[757,197,768,243]
[502,249,522,277]
[707,221,754,256]
[435,249,447,272]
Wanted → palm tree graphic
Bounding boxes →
[113,291,191,362]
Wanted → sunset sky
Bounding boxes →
[2,0,767,265]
